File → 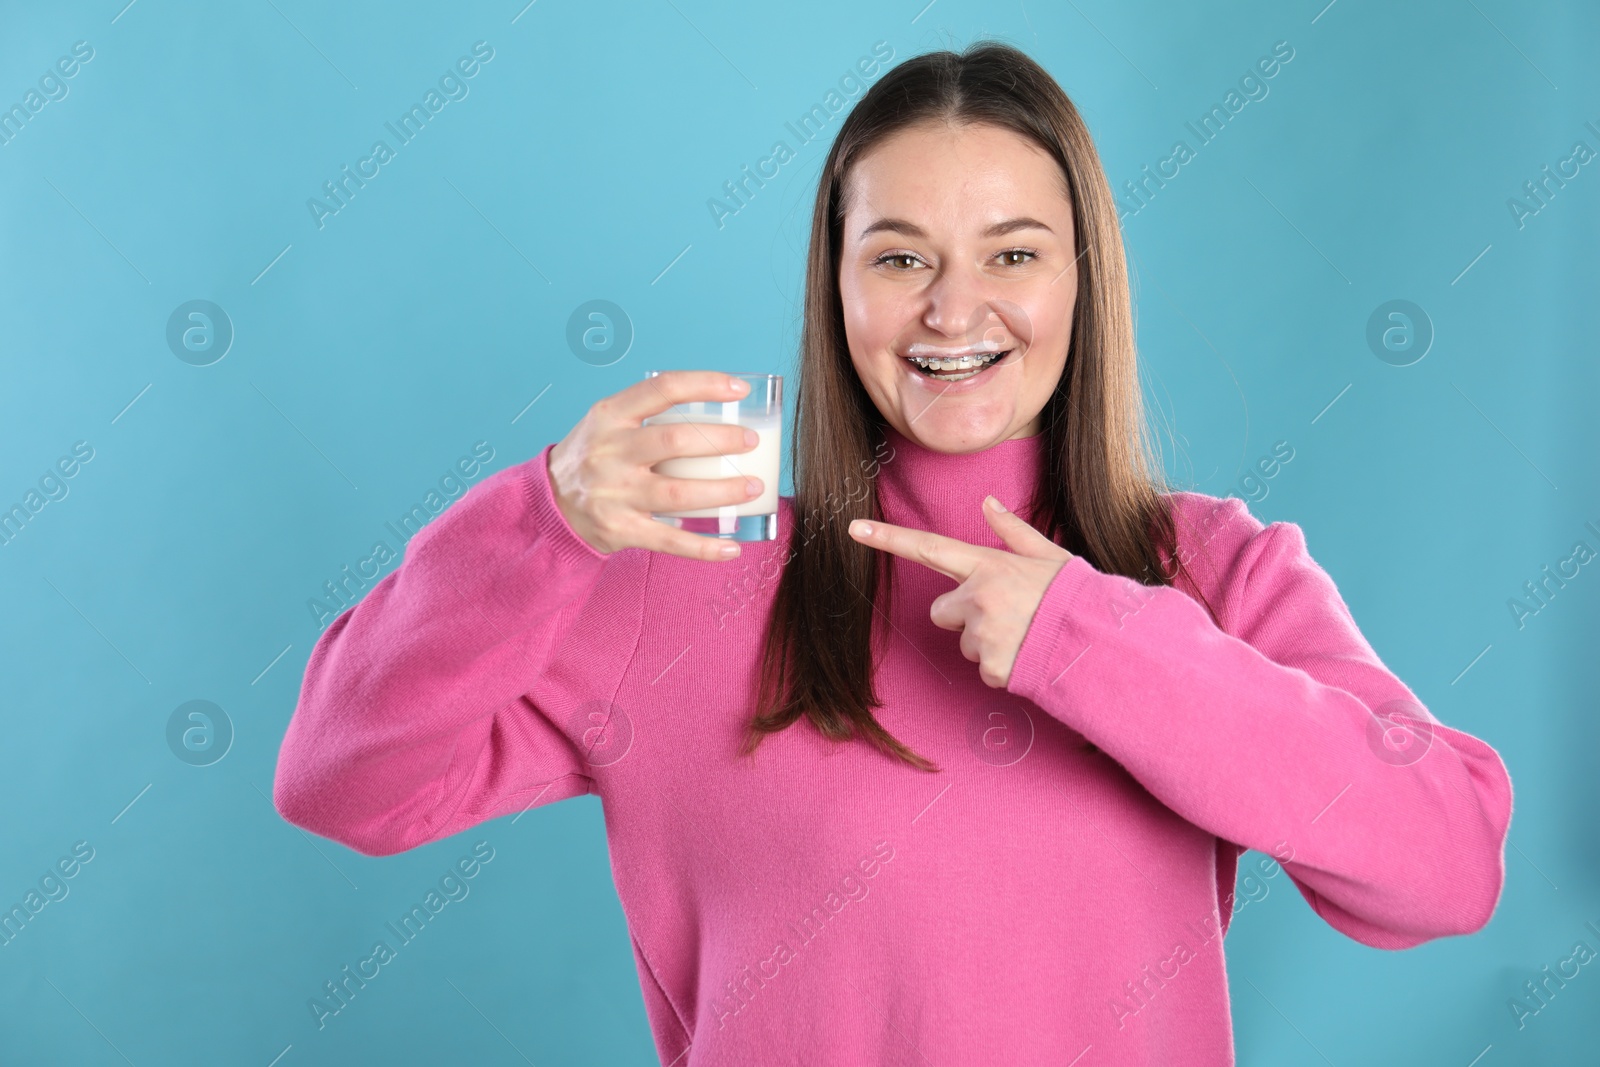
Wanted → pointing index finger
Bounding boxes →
[848,518,982,582]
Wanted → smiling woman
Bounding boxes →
[274,39,1513,1067]
[757,43,1167,770]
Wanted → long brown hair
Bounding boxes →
[739,41,1219,772]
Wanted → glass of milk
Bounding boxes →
[641,372,782,542]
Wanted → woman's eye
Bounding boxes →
[874,250,1034,269]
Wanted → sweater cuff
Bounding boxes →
[521,442,612,570]
[1006,554,1102,709]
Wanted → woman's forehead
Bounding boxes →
[840,122,1072,230]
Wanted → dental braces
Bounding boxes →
[907,352,1005,370]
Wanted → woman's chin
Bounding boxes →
[890,410,1016,454]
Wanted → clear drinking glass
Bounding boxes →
[640,372,782,542]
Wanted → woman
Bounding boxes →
[274,42,1513,1065]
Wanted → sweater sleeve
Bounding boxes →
[273,442,612,858]
[1005,495,1513,949]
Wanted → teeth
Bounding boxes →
[904,350,1010,382]
[909,352,1002,370]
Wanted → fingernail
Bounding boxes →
[743,428,759,447]
[745,479,762,496]
[719,543,739,558]
[730,378,750,394]
[850,520,872,536]
[986,495,1007,513]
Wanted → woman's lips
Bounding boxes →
[900,348,1016,388]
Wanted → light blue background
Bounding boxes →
[1,0,1595,1063]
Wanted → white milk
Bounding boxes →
[645,413,781,518]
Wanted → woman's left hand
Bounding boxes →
[847,495,1075,688]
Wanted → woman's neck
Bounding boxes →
[873,422,1047,546]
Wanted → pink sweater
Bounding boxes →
[273,423,1513,1065]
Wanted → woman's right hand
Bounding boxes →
[547,371,764,561]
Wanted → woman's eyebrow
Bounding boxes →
[982,216,1054,237]
[857,216,1055,239]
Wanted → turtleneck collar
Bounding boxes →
[873,421,1048,551]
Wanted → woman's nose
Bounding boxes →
[920,260,991,339]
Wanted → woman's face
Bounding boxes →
[838,120,1078,452]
